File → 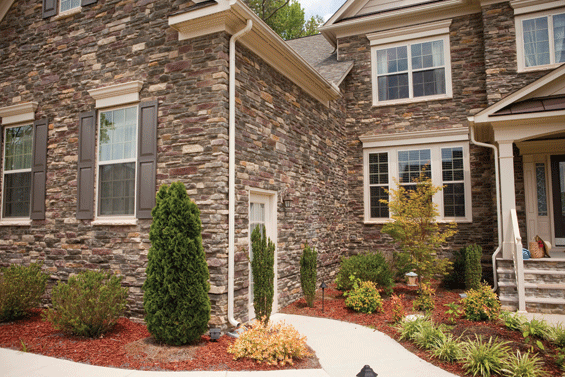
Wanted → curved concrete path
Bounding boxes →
[0,314,459,377]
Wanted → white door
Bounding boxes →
[248,192,277,320]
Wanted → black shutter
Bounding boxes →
[136,101,158,219]
[42,0,57,18]
[76,111,96,220]
[81,0,97,6]
[30,119,48,220]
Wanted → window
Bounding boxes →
[97,106,137,217]
[368,20,452,106]
[2,125,33,218]
[42,0,97,19]
[362,131,471,223]
[60,0,81,13]
[516,8,565,71]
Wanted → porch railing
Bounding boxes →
[508,209,526,312]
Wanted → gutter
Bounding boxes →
[468,120,502,292]
[228,19,253,328]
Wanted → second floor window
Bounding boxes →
[60,0,81,13]
[518,9,565,70]
[2,125,33,218]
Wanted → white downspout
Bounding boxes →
[469,121,502,292]
[228,20,253,327]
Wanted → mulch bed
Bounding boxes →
[0,309,320,372]
[280,282,564,377]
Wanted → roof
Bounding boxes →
[492,95,565,116]
[286,34,353,86]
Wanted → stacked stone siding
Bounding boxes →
[337,13,497,261]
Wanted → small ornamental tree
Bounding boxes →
[143,182,211,345]
[251,225,275,324]
[381,174,457,286]
[300,243,317,308]
[465,244,483,290]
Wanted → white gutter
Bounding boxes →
[469,121,502,292]
[228,19,253,328]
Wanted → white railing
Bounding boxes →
[508,209,526,312]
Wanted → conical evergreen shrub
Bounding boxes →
[143,182,210,345]
[251,225,275,324]
[300,243,317,308]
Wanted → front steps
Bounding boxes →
[497,259,565,314]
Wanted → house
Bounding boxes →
[0,0,563,330]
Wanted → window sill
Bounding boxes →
[372,94,452,108]
[91,218,138,226]
[52,6,82,20]
[0,219,32,226]
[364,218,472,224]
[517,62,564,74]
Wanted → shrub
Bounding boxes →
[444,302,463,325]
[0,262,48,322]
[143,182,211,345]
[344,276,383,314]
[462,282,500,321]
[500,311,526,332]
[300,243,317,308]
[390,294,405,323]
[381,174,456,285]
[335,251,393,294]
[460,335,511,377]
[413,283,435,313]
[44,270,127,337]
[227,320,311,366]
[397,315,432,341]
[250,224,275,324]
[556,347,565,371]
[465,244,482,290]
[522,318,551,341]
[443,247,466,289]
[431,333,462,362]
[548,325,565,348]
[413,323,447,350]
[502,350,544,377]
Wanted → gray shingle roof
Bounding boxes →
[286,34,353,86]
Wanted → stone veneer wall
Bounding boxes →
[337,12,498,265]
[231,45,349,322]
[0,0,236,326]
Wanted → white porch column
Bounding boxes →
[498,141,518,258]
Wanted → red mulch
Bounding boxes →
[280,282,564,377]
[0,309,319,371]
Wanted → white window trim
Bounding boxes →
[367,20,453,107]
[515,7,565,73]
[53,5,82,20]
[362,129,472,224]
[94,104,138,222]
[0,102,38,126]
[88,81,143,110]
[1,124,33,221]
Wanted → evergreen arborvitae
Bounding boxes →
[465,244,482,290]
[143,182,210,345]
[300,243,317,308]
[251,225,275,324]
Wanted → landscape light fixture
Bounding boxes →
[357,365,378,377]
[320,281,327,312]
[210,328,221,341]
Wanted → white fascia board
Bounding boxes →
[0,0,15,24]
[323,0,365,28]
[0,102,38,125]
[510,0,564,15]
[367,19,452,46]
[88,81,143,109]
[359,127,469,148]
[320,0,475,39]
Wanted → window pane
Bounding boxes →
[536,163,548,216]
[377,46,408,74]
[370,186,389,218]
[442,147,464,182]
[523,17,550,67]
[413,68,445,97]
[398,149,431,184]
[378,73,409,101]
[3,172,31,217]
[369,153,389,185]
[555,13,565,63]
[442,147,465,217]
[99,107,137,162]
[4,125,33,171]
[412,40,444,70]
[443,183,465,217]
[99,163,135,216]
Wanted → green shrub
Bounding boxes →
[413,283,435,313]
[460,335,511,377]
[443,247,466,289]
[0,262,48,322]
[465,244,482,290]
[548,325,565,348]
[413,322,447,350]
[462,282,500,321]
[44,270,127,337]
[522,318,551,341]
[143,182,211,345]
[500,311,526,332]
[300,243,317,308]
[444,302,463,324]
[431,333,462,362]
[335,251,393,294]
[250,224,275,324]
[556,347,565,371]
[397,315,432,341]
[344,277,383,314]
[502,350,544,377]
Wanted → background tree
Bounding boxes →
[143,182,211,345]
[381,174,457,286]
[244,0,323,40]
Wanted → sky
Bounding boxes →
[298,0,346,22]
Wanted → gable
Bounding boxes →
[356,0,436,17]
[0,0,16,23]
